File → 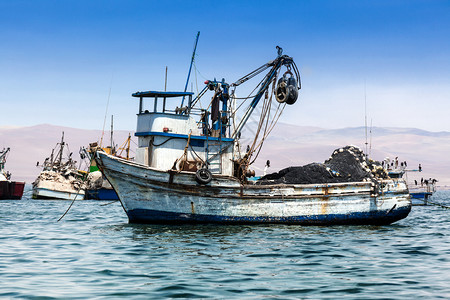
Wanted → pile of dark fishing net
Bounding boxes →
[256,145,388,185]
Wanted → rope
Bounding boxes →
[172,132,192,172]
[192,60,208,81]
[233,69,283,180]
[100,200,119,206]
[100,74,114,147]
[193,63,201,108]
[415,198,450,209]
[246,70,286,166]
[184,132,192,154]
[228,74,266,123]
[151,137,175,147]
[250,103,286,165]
[188,144,206,165]
[57,185,84,222]
[187,53,300,181]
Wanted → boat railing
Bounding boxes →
[192,108,232,138]
[133,91,194,115]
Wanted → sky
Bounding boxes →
[1,0,449,132]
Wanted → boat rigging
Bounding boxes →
[131,46,301,181]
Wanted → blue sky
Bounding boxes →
[1,0,449,132]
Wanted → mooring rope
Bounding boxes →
[100,200,119,206]
[57,185,84,222]
[414,198,450,209]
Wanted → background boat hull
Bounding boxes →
[0,181,25,200]
[32,187,85,200]
[85,188,119,200]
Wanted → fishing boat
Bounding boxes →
[386,161,437,206]
[95,47,411,225]
[409,179,437,205]
[32,132,86,200]
[85,134,132,200]
[0,148,25,200]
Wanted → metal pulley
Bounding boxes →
[275,75,288,103]
[286,76,298,105]
[275,73,298,105]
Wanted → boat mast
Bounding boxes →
[165,66,168,92]
[110,115,114,155]
[49,149,55,169]
[181,31,200,109]
[126,133,131,160]
[369,119,373,156]
[100,75,113,148]
[364,80,368,159]
[59,131,65,165]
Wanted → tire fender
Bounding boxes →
[195,168,212,184]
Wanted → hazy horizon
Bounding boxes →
[1,123,448,187]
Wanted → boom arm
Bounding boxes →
[231,62,272,87]
[231,54,294,139]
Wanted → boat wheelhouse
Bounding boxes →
[133,90,235,178]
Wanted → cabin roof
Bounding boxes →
[132,91,194,98]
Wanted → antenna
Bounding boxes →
[164,66,168,92]
[369,119,373,156]
[163,66,168,113]
[181,31,200,107]
[59,131,65,165]
[364,80,368,158]
[100,74,114,147]
[110,115,114,155]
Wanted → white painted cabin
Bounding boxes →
[133,91,235,176]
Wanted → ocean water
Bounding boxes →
[1,187,449,299]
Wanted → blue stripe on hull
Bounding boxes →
[126,206,411,226]
[410,192,431,199]
[85,188,119,200]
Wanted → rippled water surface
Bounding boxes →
[1,187,450,299]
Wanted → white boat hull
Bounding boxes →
[96,152,411,225]
[32,183,85,201]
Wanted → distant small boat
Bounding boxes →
[85,140,119,200]
[387,163,438,206]
[0,147,25,200]
[95,47,411,225]
[409,179,437,205]
[85,129,132,200]
[85,185,118,200]
[32,132,86,200]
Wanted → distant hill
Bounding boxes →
[0,124,134,183]
[1,123,449,187]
